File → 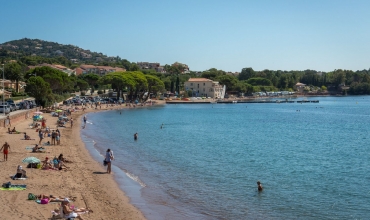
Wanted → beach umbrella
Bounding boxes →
[55,110,63,113]
[22,157,41,164]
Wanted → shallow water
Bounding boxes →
[81,96,370,219]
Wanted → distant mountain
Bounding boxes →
[0,38,119,65]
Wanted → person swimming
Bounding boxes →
[257,181,263,191]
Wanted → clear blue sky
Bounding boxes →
[1,0,369,72]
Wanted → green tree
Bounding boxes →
[5,62,23,92]
[77,79,89,91]
[145,74,165,100]
[216,75,238,91]
[239,67,255,81]
[246,77,273,86]
[25,76,52,106]
[82,73,100,93]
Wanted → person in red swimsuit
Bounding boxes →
[0,142,10,161]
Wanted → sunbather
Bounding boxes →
[11,127,16,132]
[37,194,73,203]
[61,198,93,219]
[41,157,57,170]
[13,165,27,179]
[32,144,44,153]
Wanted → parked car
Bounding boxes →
[0,105,11,114]
[9,103,17,111]
[0,102,13,112]
[15,103,22,110]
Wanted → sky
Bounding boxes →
[1,0,369,72]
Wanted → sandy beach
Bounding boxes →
[0,102,163,220]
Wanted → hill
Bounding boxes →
[0,38,120,65]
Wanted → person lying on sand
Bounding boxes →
[37,194,75,203]
[61,198,93,220]
[32,144,44,153]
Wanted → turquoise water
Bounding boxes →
[81,96,370,219]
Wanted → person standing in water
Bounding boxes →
[134,133,138,140]
[257,181,263,191]
[105,149,114,174]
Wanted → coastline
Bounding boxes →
[0,102,164,219]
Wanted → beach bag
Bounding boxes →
[41,198,49,204]
[103,160,108,166]
[3,182,11,188]
[28,193,37,200]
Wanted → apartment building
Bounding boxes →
[184,78,226,99]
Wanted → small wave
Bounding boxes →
[123,169,146,187]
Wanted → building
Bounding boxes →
[0,79,26,93]
[79,65,125,76]
[172,62,190,73]
[28,63,76,76]
[137,62,166,73]
[294,82,306,93]
[184,78,226,99]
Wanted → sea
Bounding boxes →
[81,96,370,220]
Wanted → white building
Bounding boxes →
[184,78,226,99]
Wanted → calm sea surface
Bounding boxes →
[81,96,370,220]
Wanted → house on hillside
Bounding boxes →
[27,63,76,76]
[294,82,306,93]
[184,78,226,99]
[79,65,126,76]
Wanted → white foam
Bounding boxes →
[125,171,146,187]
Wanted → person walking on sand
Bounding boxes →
[0,142,10,161]
[105,149,114,174]
[5,116,11,127]
[257,181,263,191]
[70,118,74,128]
[38,130,44,145]
[134,133,138,140]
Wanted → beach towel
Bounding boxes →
[26,146,45,151]
[9,175,27,180]
[0,187,26,191]
[36,199,62,204]
[21,139,36,140]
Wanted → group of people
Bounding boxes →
[41,154,70,170]
[37,128,61,145]
[7,127,18,134]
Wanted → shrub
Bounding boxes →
[97,90,103,94]
[80,92,86,96]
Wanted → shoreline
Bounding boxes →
[0,102,164,219]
